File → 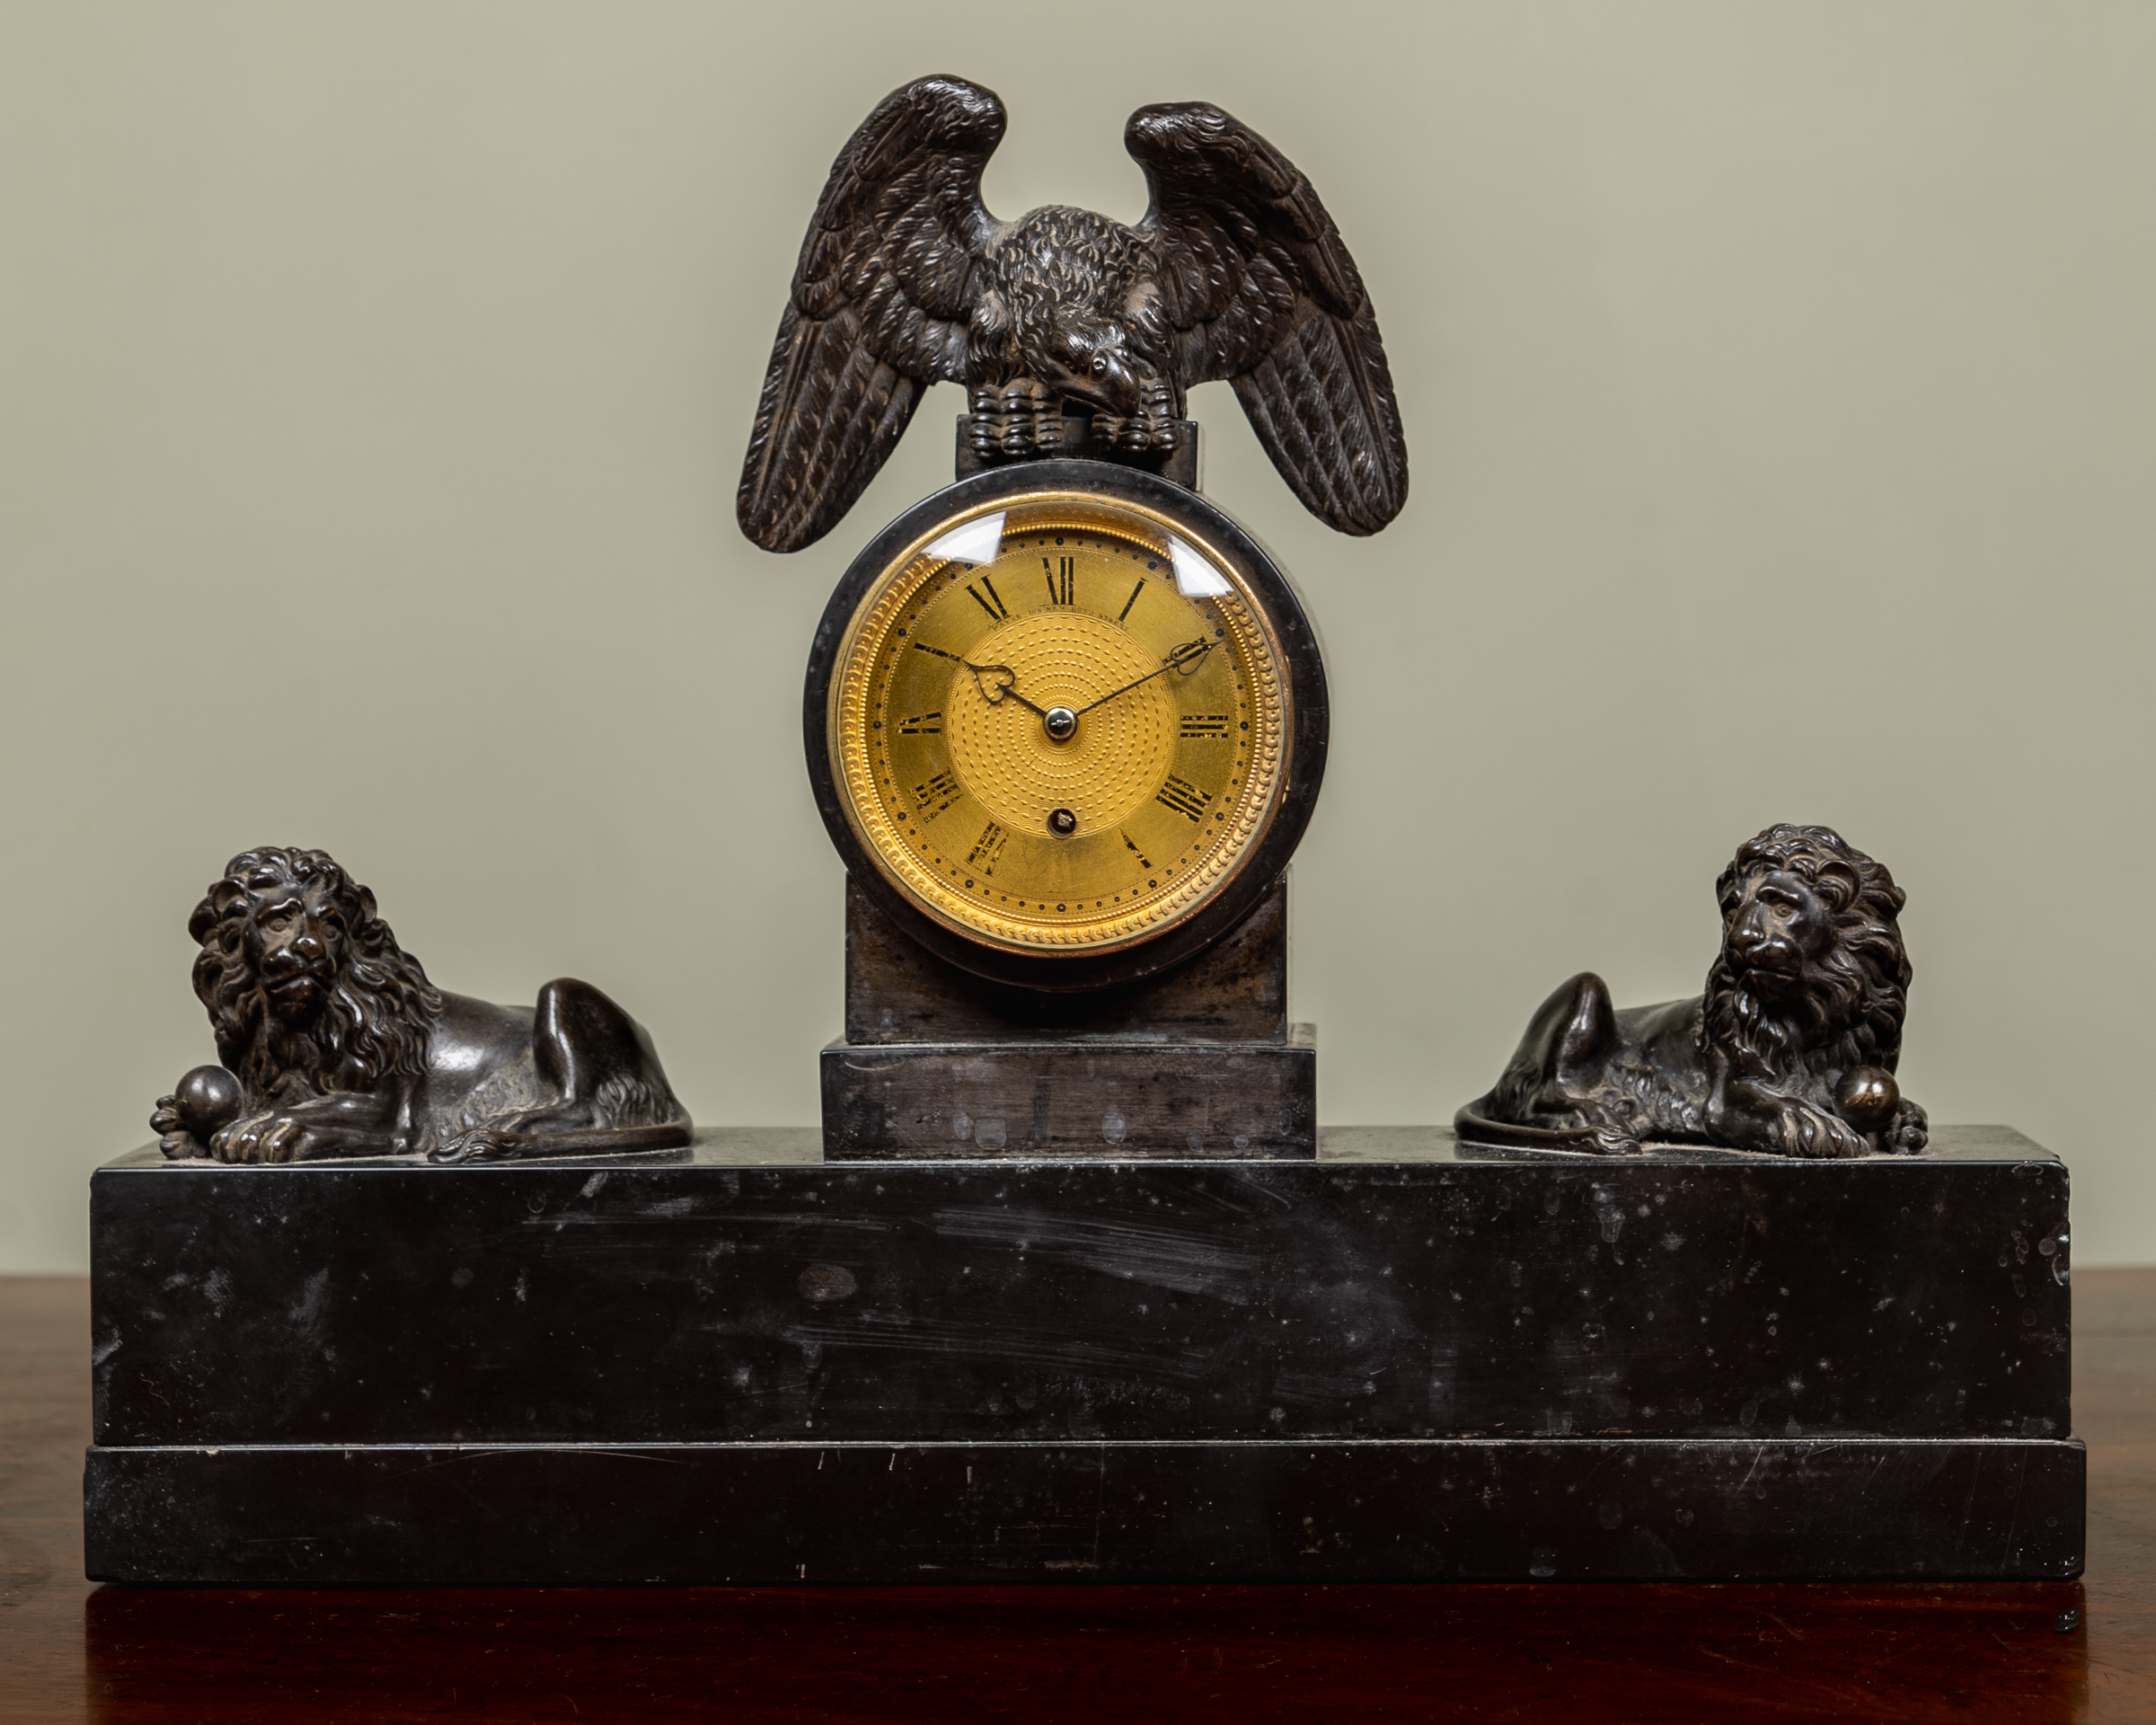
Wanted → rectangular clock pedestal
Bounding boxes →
[823,876,1315,1159]
[822,1025,1315,1160]
[84,1125,2081,1585]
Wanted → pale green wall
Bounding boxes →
[3,2,2151,1270]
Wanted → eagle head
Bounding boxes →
[1028,315,1146,418]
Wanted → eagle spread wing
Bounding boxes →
[1127,104,1409,535]
[738,76,1003,553]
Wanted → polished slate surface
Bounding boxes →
[88,1124,2075,1583]
[93,1127,2068,1447]
[22,1274,2156,1719]
[84,1433,2081,1587]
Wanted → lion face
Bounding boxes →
[1721,867,1836,999]
[1705,825,1912,1084]
[190,847,441,1099]
[236,870,349,1027]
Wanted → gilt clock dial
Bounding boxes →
[807,463,1328,987]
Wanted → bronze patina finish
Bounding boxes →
[1460,825,1930,1158]
[150,848,691,1164]
[737,74,1409,552]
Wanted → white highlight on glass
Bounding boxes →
[923,513,1007,568]
[1170,535,1233,597]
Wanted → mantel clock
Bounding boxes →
[84,64,2081,1603]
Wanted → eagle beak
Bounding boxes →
[1061,361,1143,420]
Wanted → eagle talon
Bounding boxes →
[996,381,1052,456]
[1094,384,1179,453]
[968,386,1001,458]
[966,379,1070,459]
[1140,381,1179,450]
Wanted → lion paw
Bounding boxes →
[151,1096,194,1160]
[1774,1103,1870,1160]
[1885,1100,1930,1155]
[208,1114,314,1163]
[430,1129,511,1164]
[155,1068,244,1157]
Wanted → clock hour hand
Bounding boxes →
[963,659,1052,719]
[1074,638,1217,716]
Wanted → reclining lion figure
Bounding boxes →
[1460,824,1927,1159]
[151,847,691,1163]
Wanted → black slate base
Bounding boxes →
[85,1124,2081,1585]
[84,1435,2082,1586]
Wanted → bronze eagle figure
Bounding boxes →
[738,75,1409,553]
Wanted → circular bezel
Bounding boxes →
[804,462,1328,991]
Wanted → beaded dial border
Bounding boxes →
[830,492,1291,956]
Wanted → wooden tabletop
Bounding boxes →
[4,1269,2152,1722]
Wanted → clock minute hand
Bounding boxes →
[963,659,1052,718]
[1074,638,1218,716]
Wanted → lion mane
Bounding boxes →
[1700,823,1913,1088]
[189,847,444,1108]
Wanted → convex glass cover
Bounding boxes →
[826,488,1296,958]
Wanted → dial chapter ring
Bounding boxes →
[840,522,1279,950]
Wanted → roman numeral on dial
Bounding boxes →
[966,577,1008,620]
[1180,713,1229,738]
[966,820,1008,875]
[1155,774,1213,822]
[913,771,961,819]
[899,712,942,735]
[1043,556,1074,605]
